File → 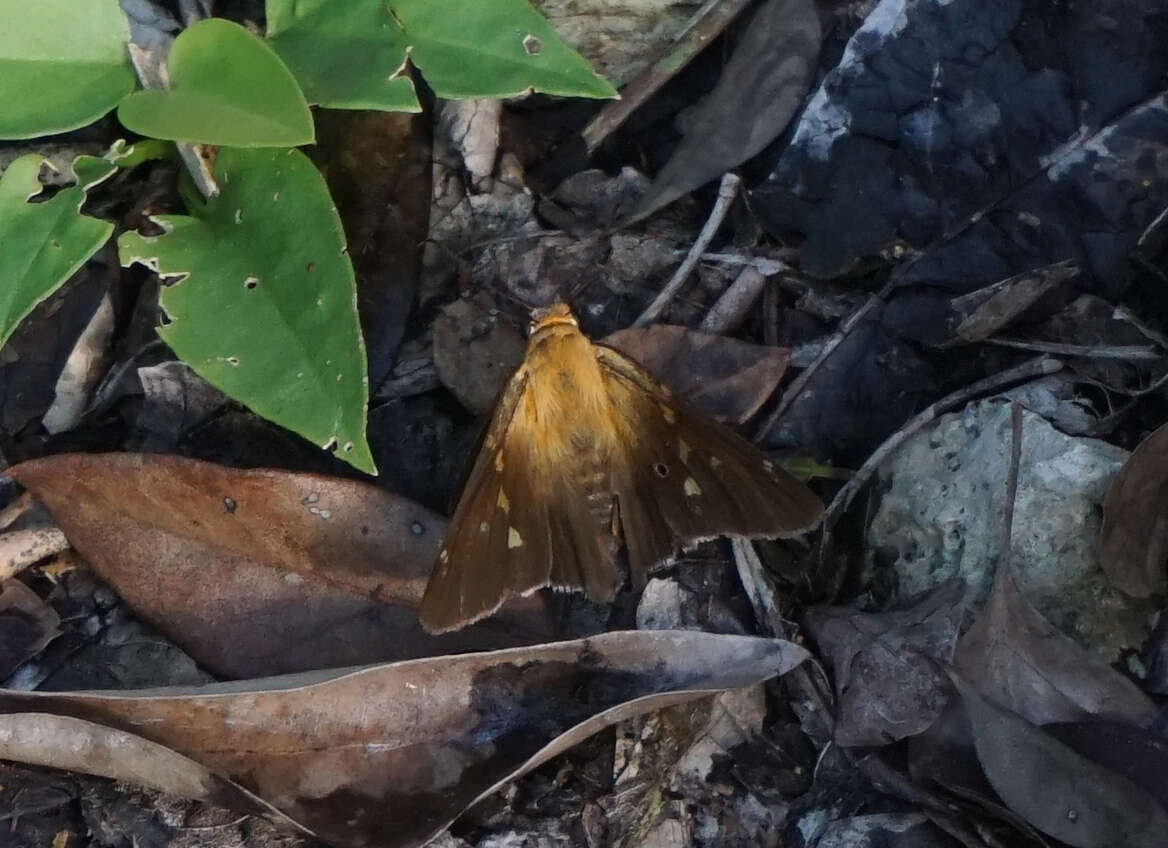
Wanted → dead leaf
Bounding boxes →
[10,453,548,679]
[1043,721,1168,814]
[0,631,809,848]
[602,325,790,425]
[949,671,1168,848]
[953,568,1156,727]
[803,580,964,747]
[1101,420,1168,598]
[628,0,821,223]
[0,580,60,679]
[946,260,1079,346]
[433,296,526,415]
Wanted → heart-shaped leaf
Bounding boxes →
[118,147,375,474]
[0,0,137,139]
[267,0,420,111]
[265,0,616,110]
[0,154,117,351]
[118,18,313,148]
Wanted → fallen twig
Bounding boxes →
[582,0,755,153]
[820,356,1062,531]
[700,266,769,334]
[986,338,1160,360]
[0,527,70,582]
[633,173,741,327]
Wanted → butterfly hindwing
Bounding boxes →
[595,343,824,585]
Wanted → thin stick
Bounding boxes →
[633,173,742,327]
[985,338,1160,360]
[753,282,892,441]
[1002,402,1024,554]
[821,357,1062,530]
[582,0,755,152]
[700,266,768,334]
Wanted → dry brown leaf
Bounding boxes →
[0,631,809,848]
[10,453,548,679]
[0,579,60,679]
[954,568,1156,727]
[602,325,790,425]
[1101,421,1168,598]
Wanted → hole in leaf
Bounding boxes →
[653,462,669,478]
[523,34,542,54]
[244,276,259,289]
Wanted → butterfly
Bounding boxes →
[419,303,824,633]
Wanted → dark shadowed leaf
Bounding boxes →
[954,568,1156,726]
[950,671,1168,848]
[10,453,548,679]
[628,0,821,223]
[0,580,60,679]
[1101,420,1168,598]
[0,632,808,848]
[1043,722,1168,814]
[602,325,791,425]
[803,580,964,746]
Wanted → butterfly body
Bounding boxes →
[419,304,823,634]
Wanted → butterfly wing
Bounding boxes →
[594,343,824,586]
[419,366,555,634]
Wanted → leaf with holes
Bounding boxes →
[117,18,313,147]
[265,0,616,108]
[0,0,137,139]
[0,154,117,351]
[118,147,375,473]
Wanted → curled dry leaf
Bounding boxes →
[0,579,60,679]
[9,453,548,679]
[948,671,1168,848]
[803,580,964,747]
[0,631,809,848]
[1101,420,1168,598]
[954,568,1156,727]
[602,325,790,425]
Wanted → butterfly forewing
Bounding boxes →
[595,344,824,585]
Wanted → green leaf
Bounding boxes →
[392,0,618,99]
[0,154,116,350]
[264,0,616,109]
[118,19,314,148]
[118,148,375,475]
[0,0,137,139]
[267,0,420,111]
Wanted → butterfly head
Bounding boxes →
[528,302,579,338]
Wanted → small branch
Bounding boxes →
[820,357,1062,531]
[633,173,741,327]
[986,338,1160,360]
[1002,402,1024,556]
[753,282,893,441]
[582,0,755,152]
[700,266,769,334]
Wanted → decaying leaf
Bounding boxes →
[602,325,791,424]
[10,453,548,679]
[803,580,964,747]
[0,632,809,848]
[629,0,821,223]
[433,296,526,415]
[0,579,60,679]
[945,260,1079,346]
[949,671,1168,848]
[1101,420,1168,598]
[954,568,1156,727]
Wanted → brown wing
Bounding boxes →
[419,367,553,633]
[594,343,824,587]
[418,366,619,634]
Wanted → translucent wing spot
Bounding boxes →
[678,439,691,462]
[523,34,542,55]
[508,527,524,548]
[495,452,505,472]
[497,490,510,513]
[439,548,449,562]
[653,462,670,478]
[763,460,776,474]
[660,404,677,424]
[684,477,702,496]
[479,520,490,533]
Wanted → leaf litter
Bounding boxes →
[4,0,1168,845]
